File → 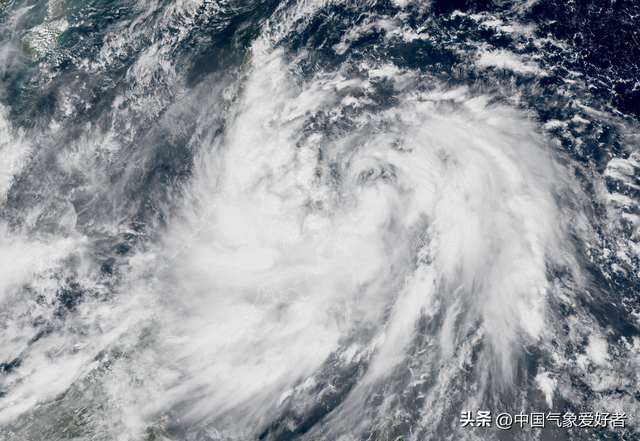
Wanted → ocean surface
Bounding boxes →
[0,0,639,439]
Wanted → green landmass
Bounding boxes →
[21,20,68,61]
[48,0,66,18]
[18,327,164,440]
[224,48,254,115]
[356,364,364,381]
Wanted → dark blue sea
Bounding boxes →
[0,0,639,439]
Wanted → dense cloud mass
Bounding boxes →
[0,0,639,440]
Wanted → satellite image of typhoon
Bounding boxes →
[0,0,640,439]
